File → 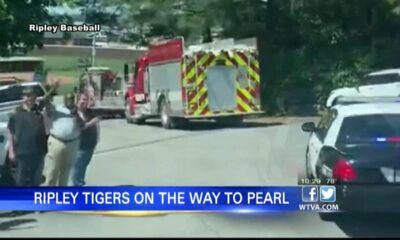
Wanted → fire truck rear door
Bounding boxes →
[206,65,237,112]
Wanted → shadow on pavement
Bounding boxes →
[0,218,37,231]
[0,211,37,231]
[334,213,400,237]
[96,120,283,155]
[144,120,284,131]
[0,211,33,218]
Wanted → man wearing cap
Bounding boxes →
[7,87,48,186]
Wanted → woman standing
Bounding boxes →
[70,92,100,186]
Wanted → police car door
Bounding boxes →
[307,110,337,178]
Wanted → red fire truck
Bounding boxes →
[124,37,262,129]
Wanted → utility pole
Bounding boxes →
[91,34,96,67]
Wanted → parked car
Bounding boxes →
[0,82,45,112]
[326,69,400,107]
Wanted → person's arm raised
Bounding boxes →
[41,81,60,108]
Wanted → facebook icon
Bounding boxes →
[302,186,318,202]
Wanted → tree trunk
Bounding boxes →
[202,24,212,43]
[370,6,377,57]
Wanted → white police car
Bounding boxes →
[326,69,400,107]
[302,97,400,220]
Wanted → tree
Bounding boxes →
[113,0,223,44]
[85,0,400,113]
[0,0,59,56]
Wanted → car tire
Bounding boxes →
[160,99,174,129]
[305,149,313,179]
[125,101,134,124]
[132,117,146,125]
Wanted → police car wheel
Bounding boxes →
[305,152,313,179]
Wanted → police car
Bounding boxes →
[326,69,400,107]
[302,97,400,220]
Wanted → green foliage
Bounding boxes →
[0,0,58,56]
[78,0,400,114]
[4,0,400,115]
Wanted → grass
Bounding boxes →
[57,83,77,95]
[30,55,127,95]
[41,55,127,74]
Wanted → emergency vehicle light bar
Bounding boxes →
[335,96,400,105]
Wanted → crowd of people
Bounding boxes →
[7,83,100,187]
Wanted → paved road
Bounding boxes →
[2,118,400,237]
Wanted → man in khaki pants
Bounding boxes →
[43,94,84,186]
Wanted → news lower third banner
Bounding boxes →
[0,186,340,212]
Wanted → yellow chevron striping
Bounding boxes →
[236,96,253,112]
[183,54,210,85]
[234,54,247,66]
[249,70,260,83]
[194,98,209,116]
[237,84,253,101]
[189,86,207,105]
[251,59,260,69]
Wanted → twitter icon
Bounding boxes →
[320,186,336,203]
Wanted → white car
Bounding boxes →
[302,97,400,220]
[0,82,45,111]
[326,69,400,107]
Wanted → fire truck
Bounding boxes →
[124,37,263,129]
[79,66,125,117]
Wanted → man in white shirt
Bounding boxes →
[42,94,84,186]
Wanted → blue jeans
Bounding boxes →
[71,149,95,186]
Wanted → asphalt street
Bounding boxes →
[2,118,400,237]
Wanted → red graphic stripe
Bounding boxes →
[181,59,186,102]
